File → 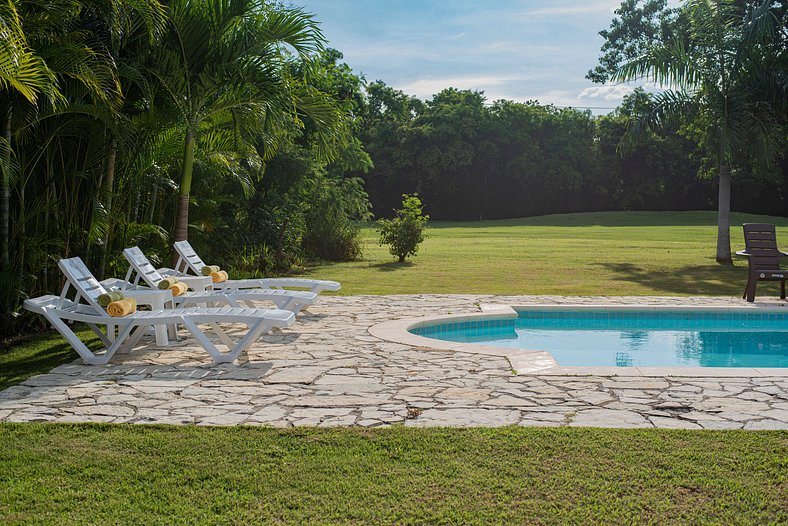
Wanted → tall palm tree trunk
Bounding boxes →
[174,128,195,243]
[715,162,732,263]
[97,135,117,279]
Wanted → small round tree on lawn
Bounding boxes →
[378,194,428,262]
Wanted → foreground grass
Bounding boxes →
[0,424,785,525]
[300,211,788,296]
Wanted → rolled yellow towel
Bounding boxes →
[98,290,124,307]
[106,298,137,317]
[201,265,220,276]
[157,276,179,290]
[210,270,228,283]
[170,281,188,296]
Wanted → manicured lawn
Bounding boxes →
[0,424,786,525]
[300,211,788,296]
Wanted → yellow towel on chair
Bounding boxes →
[201,265,220,276]
[170,281,188,296]
[98,290,124,307]
[107,298,137,317]
[158,276,179,290]
[210,270,228,283]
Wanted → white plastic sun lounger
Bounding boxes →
[122,246,317,314]
[172,240,341,293]
[21,257,294,365]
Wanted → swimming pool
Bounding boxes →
[410,309,788,368]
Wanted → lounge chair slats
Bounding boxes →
[173,240,341,293]
[23,258,295,365]
[122,246,317,313]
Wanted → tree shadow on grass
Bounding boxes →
[0,337,80,391]
[592,262,759,296]
[369,261,415,272]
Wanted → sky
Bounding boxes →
[294,0,640,114]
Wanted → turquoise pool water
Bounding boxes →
[411,310,788,368]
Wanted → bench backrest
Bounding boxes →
[743,223,782,271]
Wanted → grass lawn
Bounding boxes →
[299,210,788,296]
[1,424,786,525]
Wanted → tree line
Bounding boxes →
[357,84,787,222]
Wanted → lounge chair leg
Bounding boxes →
[781,280,786,300]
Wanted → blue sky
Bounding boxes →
[295,0,640,113]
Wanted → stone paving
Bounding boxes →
[1,295,787,429]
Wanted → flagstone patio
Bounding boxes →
[2,295,787,429]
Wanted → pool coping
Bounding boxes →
[367,303,788,377]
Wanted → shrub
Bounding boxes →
[377,194,429,263]
[302,175,371,262]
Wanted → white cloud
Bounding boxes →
[578,84,635,100]
[578,82,662,101]
[519,0,620,17]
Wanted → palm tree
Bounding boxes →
[614,0,786,262]
[149,0,328,243]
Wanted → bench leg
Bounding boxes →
[745,273,757,303]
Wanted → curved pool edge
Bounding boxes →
[367,302,788,377]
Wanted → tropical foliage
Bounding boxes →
[0,0,368,336]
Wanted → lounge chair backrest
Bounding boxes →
[57,257,109,314]
[743,223,782,271]
[173,240,207,275]
[123,246,166,288]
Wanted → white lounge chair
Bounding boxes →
[21,257,294,365]
[172,240,341,293]
[122,246,317,314]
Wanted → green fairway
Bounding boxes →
[299,211,788,296]
[0,424,785,525]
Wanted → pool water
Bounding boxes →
[411,310,788,368]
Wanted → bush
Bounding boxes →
[302,175,371,262]
[377,194,429,262]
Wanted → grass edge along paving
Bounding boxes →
[0,423,786,525]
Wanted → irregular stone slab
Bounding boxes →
[405,408,520,427]
[263,367,327,384]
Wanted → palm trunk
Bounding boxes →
[1,103,11,268]
[174,128,195,243]
[97,135,117,279]
[715,162,732,263]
